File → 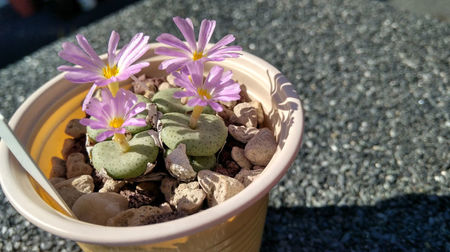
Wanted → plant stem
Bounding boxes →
[113,133,130,152]
[108,82,119,97]
[189,106,204,129]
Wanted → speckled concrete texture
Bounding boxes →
[0,0,449,251]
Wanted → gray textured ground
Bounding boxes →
[0,0,449,251]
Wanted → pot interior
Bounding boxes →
[29,55,296,211]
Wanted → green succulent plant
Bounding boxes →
[152,88,214,114]
[91,131,159,179]
[160,112,227,156]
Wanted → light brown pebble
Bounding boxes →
[170,182,206,214]
[106,204,173,227]
[159,202,173,213]
[99,179,126,193]
[234,169,264,187]
[165,144,197,182]
[66,153,93,179]
[144,90,155,99]
[136,181,159,192]
[54,175,94,207]
[233,102,257,128]
[197,170,244,207]
[239,84,251,102]
[218,107,237,125]
[158,82,172,91]
[49,177,65,185]
[180,96,188,105]
[50,157,66,178]
[215,162,240,178]
[244,128,277,166]
[231,147,252,170]
[131,74,160,95]
[166,74,176,85]
[146,103,159,127]
[93,89,102,101]
[228,125,259,143]
[250,101,265,125]
[220,100,237,109]
[252,166,265,170]
[131,74,148,95]
[72,192,128,225]
[64,119,86,138]
[160,177,179,202]
[61,138,76,159]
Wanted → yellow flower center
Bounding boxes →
[109,117,125,128]
[192,51,205,61]
[102,64,119,79]
[197,88,212,100]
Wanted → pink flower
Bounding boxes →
[155,17,242,73]
[58,31,150,110]
[172,61,241,112]
[79,88,147,142]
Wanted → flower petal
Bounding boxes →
[116,33,144,67]
[197,19,216,52]
[101,88,114,105]
[94,78,113,87]
[206,34,236,55]
[118,35,150,69]
[127,102,147,118]
[208,45,242,55]
[213,94,241,101]
[207,49,242,61]
[174,77,196,92]
[122,118,147,127]
[213,82,241,96]
[186,61,204,87]
[76,34,104,67]
[112,89,131,117]
[154,47,190,58]
[155,33,192,53]
[82,84,98,111]
[85,98,107,122]
[207,53,241,61]
[173,90,196,98]
[57,65,94,73]
[116,62,149,81]
[59,42,102,71]
[125,43,151,66]
[220,70,234,82]
[173,17,197,51]
[207,101,223,112]
[63,70,102,84]
[96,130,115,142]
[108,31,120,66]
[187,97,206,107]
[58,65,103,83]
[159,57,191,73]
[79,118,107,129]
[205,65,224,90]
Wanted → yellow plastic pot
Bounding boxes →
[0,44,304,251]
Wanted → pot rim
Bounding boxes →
[0,43,304,245]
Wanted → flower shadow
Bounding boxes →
[265,71,303,150]
[128,144,155,156]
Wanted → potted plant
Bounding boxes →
[0,17,304,251]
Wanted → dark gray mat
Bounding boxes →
[0,0,448,251]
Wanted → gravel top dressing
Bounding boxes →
[0,0,448,251]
